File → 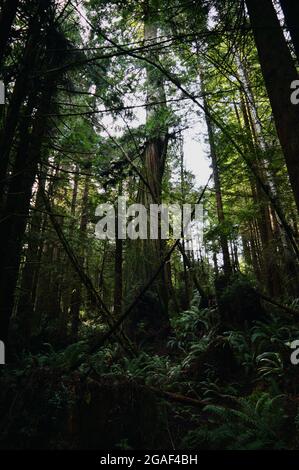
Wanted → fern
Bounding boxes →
[182,392,288,450]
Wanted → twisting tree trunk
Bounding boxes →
[245,0,299,213]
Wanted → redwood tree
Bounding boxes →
[245,0,299,213]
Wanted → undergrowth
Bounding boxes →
[1,291,299,449]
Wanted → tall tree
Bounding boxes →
[0,82,55,343]
[71,173,90,341]
[0,1,47,206]
[0,0,19,67]
[0,5,69,344]
[245,0,299,213]
[125,0,170,342]
[280,0,299,62]
[202,80,232,278]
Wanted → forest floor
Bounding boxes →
[1,280,299,450]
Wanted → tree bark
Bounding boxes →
[0,0,19,67]
[16,178,46,345]
[245,0,299,213]
[125,5,171,343]
[114,186,123,318]
[0,82,54,344]
[202,89,232,278]
[71,174,89,341]
[280,0,299,62]
[239,88,281,296]
[113,232,123,318]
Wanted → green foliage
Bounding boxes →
[170,294,220,348]
[182,392,290,450]
[2,0,299,452]
[31,341,89,370]
[3,296,299,450]
[224,330,255,375]
[256,352,284,381]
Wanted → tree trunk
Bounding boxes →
[202,90,232,278]
[0,0,19,67]
[239,88,281,296]
[16,179,46,346]
[125,5,170,344]
[179,134,191,308]
[114,185,123,317]
[61,166,79,325]
[114,230,123,318]
[71,174,89,341]
[280,0,299,62]
[245,0,299,213]
[0,83,54,344]
[0,6,44,207]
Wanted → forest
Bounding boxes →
[0,0,299,452]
